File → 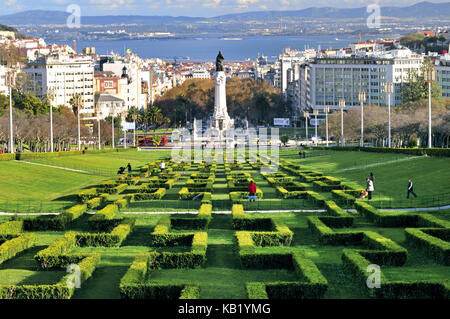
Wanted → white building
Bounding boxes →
[0,65,11,96]
[436,53,450,99]
[304,49,423,111]
[23,53,95,112]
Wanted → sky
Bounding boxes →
[1,0,449,17]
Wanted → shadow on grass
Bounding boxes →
[0,246,45,271]
[122,225,153,247]
[72,265,129,299]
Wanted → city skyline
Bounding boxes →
[2,0,450,17]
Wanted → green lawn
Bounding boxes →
[280,149,450,208]
[0,149,448,299]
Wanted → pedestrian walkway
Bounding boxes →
[15,160,96,175]
[335,156,423,172]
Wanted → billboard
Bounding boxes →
[274,118,290,126]
[121,122,136,130]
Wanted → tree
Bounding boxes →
[400,64,441,103]
[280,134,289,146]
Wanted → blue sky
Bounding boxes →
[2,0,448,17]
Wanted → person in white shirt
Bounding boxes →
[366,178,374,200]
[160,161,166,171]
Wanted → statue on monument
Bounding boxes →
[216,51,224,72]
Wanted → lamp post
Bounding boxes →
[313,108,319,143]
[358,90,366,147]
[123,112,127,150]
[97,110,102,150]
[303,111,309,142]
[46,87,55,152]
[73,94,83,151]
[111,103,117,149]
[384,82,394,148]
[324,106,330,147]
[6,71,15,153]
[339,99,346,146]
[424,65,435,148]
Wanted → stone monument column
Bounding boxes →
[211,51,233,132]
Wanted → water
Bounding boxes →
[56,35,362,62]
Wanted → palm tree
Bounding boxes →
[148,106,163,131]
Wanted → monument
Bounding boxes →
[211,51,234,132]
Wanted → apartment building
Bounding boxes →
[436,54,450,98]
[23,53,95,112]
[298,49,423,112]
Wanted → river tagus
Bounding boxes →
[56,35,368,62]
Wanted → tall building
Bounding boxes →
[305,49,423,111]
[436,54,450,98]
[23,53,95,112]
[0,65,11,96]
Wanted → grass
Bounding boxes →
[0,149,449,299]
[280,149,450,208]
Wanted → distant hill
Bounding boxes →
[0,1,449,26]
[0,23,26,38]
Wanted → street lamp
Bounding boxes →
[324,106,330,147]
[303,111,309,141]
[97,110,102,150]
[123,112,127,150]
[73,94,83,151]
[358,90,366,147]
[110,103,117,149]
[46,87,55,152]
[313,108,319,143]
[424,65,435,148]
[339,99,346,146]
[6,71,15,153]
[384,82,394,148]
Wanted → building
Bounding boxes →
[23,53,95,112]
[305,49,423,111]
[92,93,126,120]
[0,65,11,96]
[436,54,450,98]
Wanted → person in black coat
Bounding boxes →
[127,163,132,173]
[407,179,417,198]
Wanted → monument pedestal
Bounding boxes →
[211,71,233,132]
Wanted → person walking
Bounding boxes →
[407,179,417,199]
[160,161,166,171]
[366,177,374,200]
[127,163,132,173]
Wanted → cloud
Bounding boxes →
[4,0,18,5]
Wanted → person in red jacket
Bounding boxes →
[248,181,256,197]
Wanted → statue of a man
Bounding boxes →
[216,51,224,72]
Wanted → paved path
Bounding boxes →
[15,160,95,175]
[1,205,449,216]
[335,156,424,172]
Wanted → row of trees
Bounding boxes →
[0,91,119,152]
[322,98,450,148]
[400,33,448,54]
[153,77,289,126]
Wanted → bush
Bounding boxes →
[78,188,98,202]
[0,234,36,264]
[88,204,119,230]
[405,228,450,265]
[0,221,23,234]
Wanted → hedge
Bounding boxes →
[405,228,450,265]
[0,234,36,264]
[78,188,98,202]
[75,220,135,247]
[307,217,362,245]
[179,188,212,201]
[314,146,450,157]
[22,204,88,231]
[0,254,100,299]
[170,204,212,230]
[0,221,23,234]
[127,188,166,201]
[331,190,357,206]
[88,204,119,230]
[229,188,263,203]
[324,200,352,218]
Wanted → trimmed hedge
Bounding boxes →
[0,221,23,234]
[314,146,450,157]
[22,204,88,231]
[229,188,263,203]
[405,228,450,265]
[88,204,119,230]
[0,254,100,299]
[0,234,36,264]
[78,188,98,202]
[179,188,212,201]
